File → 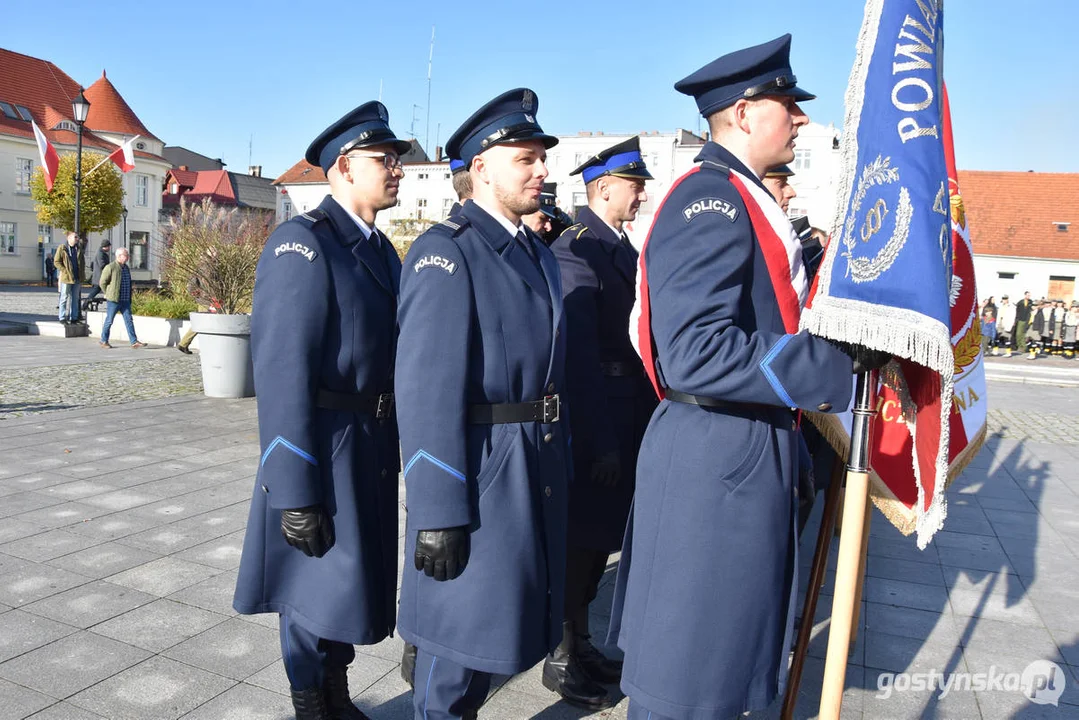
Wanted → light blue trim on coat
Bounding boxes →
[423,656,437,720]
[759,334,797,408]
[261,436,317,467]
[405,450,467,483]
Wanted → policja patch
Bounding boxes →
[683,197,739,223]
[413,254,457,275]
[273,242,318,261]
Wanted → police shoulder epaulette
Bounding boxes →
[573,224,588,241]
[435,214,470,235]
[699,159,731,176]
[298,208,328,224]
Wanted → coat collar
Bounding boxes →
[318,195,396,297]
[461,200,551,306]
[576,206,637,286]
[695,142,771,197]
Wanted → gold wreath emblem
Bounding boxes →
[950,193,966,231]
[953,314,982,374]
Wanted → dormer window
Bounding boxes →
[54,120,77,133]
[1055,222,1070,232]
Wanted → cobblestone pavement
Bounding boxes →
[0,336,202,420]
[0,333,1078,718]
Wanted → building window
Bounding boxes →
[574,153,587,168]
[416,198,427,220]
[417,173,428,180]
[442,198,453,216]
[169,182,179,194]
[572,192,587,215]
[282,199,292,221]
[38,224,53,246]
[444,173,451,180]
[135,174,150,206]
[129,231,149,269]
[15,157,32,193]
[1056,222,1071,232]
[793,148,812,171]
[0,222,16,254]
[997,272,1016,280]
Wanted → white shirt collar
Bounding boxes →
[331,196,374,240]
[600,215,625,240]
[471,198,526,238]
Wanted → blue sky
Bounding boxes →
[3,0,1072,178]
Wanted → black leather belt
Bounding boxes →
[600,361,641,377]
[664,388,790,416]
[316,389,395,419]
[469,394,561,424]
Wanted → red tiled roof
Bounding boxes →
[273,159,326,185]
[0,47,162,158]
[163,169,237,206]
[84,71,159,141]
[960,170,1079,261]
[166,168,198,189]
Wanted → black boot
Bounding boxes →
[322,667,369,720]
[541,622,613,709]
[290,687,332,720]
[574,633,623,684]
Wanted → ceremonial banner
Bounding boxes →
[802,0,985,547]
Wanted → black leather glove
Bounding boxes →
[591,451,622,488]
[828,340,892,374]
[415,527,470,581]
[280,505,335,558]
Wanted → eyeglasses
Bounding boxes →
[344,151,403,171]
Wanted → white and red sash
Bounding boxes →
[631,164,807,399]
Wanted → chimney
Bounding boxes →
[248,165,262,178]
[179,165,188,171]
[435,145,443,162]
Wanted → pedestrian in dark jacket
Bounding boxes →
[83,240,111,309]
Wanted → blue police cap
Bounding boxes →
[305,101,412,174]
[539,182,559,219]
[449,158,466,174]
[445,88,558,168]
[570,136,654,184]
[675,34,815,118]
[765,164,795,178]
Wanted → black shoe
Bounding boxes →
[575,635,623,684]
[290,687,332,720]
[177,344,192,354]
[401,642,417,689]
[542,652,614,709]
[323,666,369,720]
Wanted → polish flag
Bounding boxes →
[108,135,138,173]
[31,121,60,191]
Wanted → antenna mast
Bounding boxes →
[425,26,435,157]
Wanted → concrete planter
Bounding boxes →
[189,312,254,398]
[86,311,198,350]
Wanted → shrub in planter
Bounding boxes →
[160,199,273,398]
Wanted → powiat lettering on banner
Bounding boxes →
[891,0,941,143]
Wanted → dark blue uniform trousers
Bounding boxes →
[412,648,492,719]
[627,700,676,719]
[279,615,355,690]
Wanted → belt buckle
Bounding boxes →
[542,394,560,423]
[376,393,395,419]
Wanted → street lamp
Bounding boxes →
[121,206,128,249]
[71,89,90,248]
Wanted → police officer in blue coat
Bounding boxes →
[543,136,657,708]
[395,88,570,719]
[233,101,409,720]
[609,36,874,719]
[448,158,471,216]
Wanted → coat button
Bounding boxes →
[261,485,269,493]
[544,432,553,443]
[817,402,832,412]
[381,469,388,478]
[547,383,555,393]
[545,486,552,497]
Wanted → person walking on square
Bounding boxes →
[544,135,657,709]
[395,88,569,720]
[233,101,409,720]
[83,239,111,311]
[98,248,145,349]
[1053,300,1067,355]
[177,249,221,355]
[44,254,56,287]
[54,231,82,324]
[610,35,867,720]
[981,309,997,356]
[1015,291,1033,355]
[1065,301,1079,358]
[996,295,1016,356]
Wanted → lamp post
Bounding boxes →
[71,89,91,252]
[121,206,128,249]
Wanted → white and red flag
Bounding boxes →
[108,135,138,173]
[31,121,60,191]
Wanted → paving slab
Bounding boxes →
[20,580,155,629]
[162,616,282,681]
[92,598,230,653]
[106,557,222,597]
[0,630,150,699]
[66,655,235,720]
[0,610,79,664]
[176,682,294,720]
[0,679,53,720]
[44,541,161,580]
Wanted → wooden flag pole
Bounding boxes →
[848,500,873,652]
[781,456,846,720]
[818,369,877,719]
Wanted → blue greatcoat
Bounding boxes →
[234,194,401,646]
[549,207,657,552]
[395,199,570,675]
[611,143,853,719]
